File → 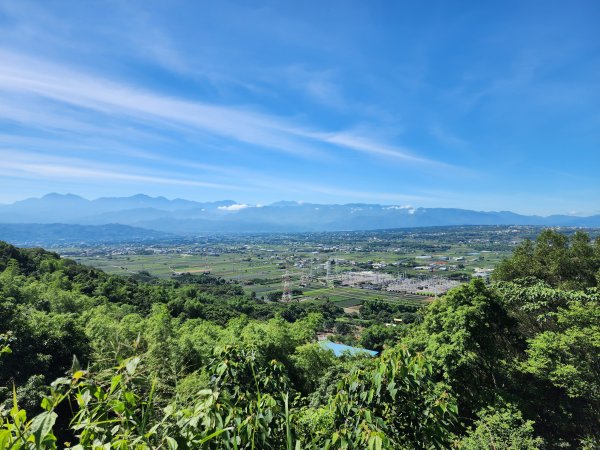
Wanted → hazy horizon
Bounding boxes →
[2,191,599,218]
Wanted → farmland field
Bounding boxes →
[60,226,543,312]
[300,286,430,307]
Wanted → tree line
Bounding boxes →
[0,230,599,448]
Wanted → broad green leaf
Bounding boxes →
[30,411,57,448]
[110,374,122,394]
[165,436,178,449]
[125,357,140,375]
[0,430,10,449]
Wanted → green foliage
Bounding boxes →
[3,236,600,448]
[360,299,420,323]
[493,280,600,441]
[359,324,397,352]
[409,271,600,445]
[407,279,517,414]
[494,230,600,290]
[456,404,544,449]
[320,347,457,449]
[290,343,338,394]
[522,297,600,401]
[1,346,458,450]
[0,384,60,450]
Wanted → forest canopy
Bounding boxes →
[0,230,599,449]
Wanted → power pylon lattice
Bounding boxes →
[281,272,292,302]
[326,260,334,288]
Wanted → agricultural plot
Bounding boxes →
[300,286,430,309]
[67,227,526,307]
[74,253,288,280]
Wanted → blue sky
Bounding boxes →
[0,0,599,215]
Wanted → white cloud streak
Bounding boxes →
[0,149,239,190]
[0,148,435,205]
[218,204,252,211]
[0,50,454,168]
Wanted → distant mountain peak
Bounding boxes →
[2,194,600,233]
[270,200,303,207]
[42,193,85,200]
[130,193,153,199]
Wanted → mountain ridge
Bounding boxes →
[1,193,599,233]
[0,222,172,246]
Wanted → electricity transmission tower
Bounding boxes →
[281,271,292,302]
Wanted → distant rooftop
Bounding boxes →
[320,340,378,357]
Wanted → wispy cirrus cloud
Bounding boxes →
[0,148,435,205]
[308,131,437,165]
[0,50,455,169]
[0,149,240,190]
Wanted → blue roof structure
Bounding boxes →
[319,340,378,357]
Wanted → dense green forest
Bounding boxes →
[1,229,599,449]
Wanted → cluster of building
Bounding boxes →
[334,270,461,296]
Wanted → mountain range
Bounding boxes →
[0,223,171,246]
[1,194,600,239]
